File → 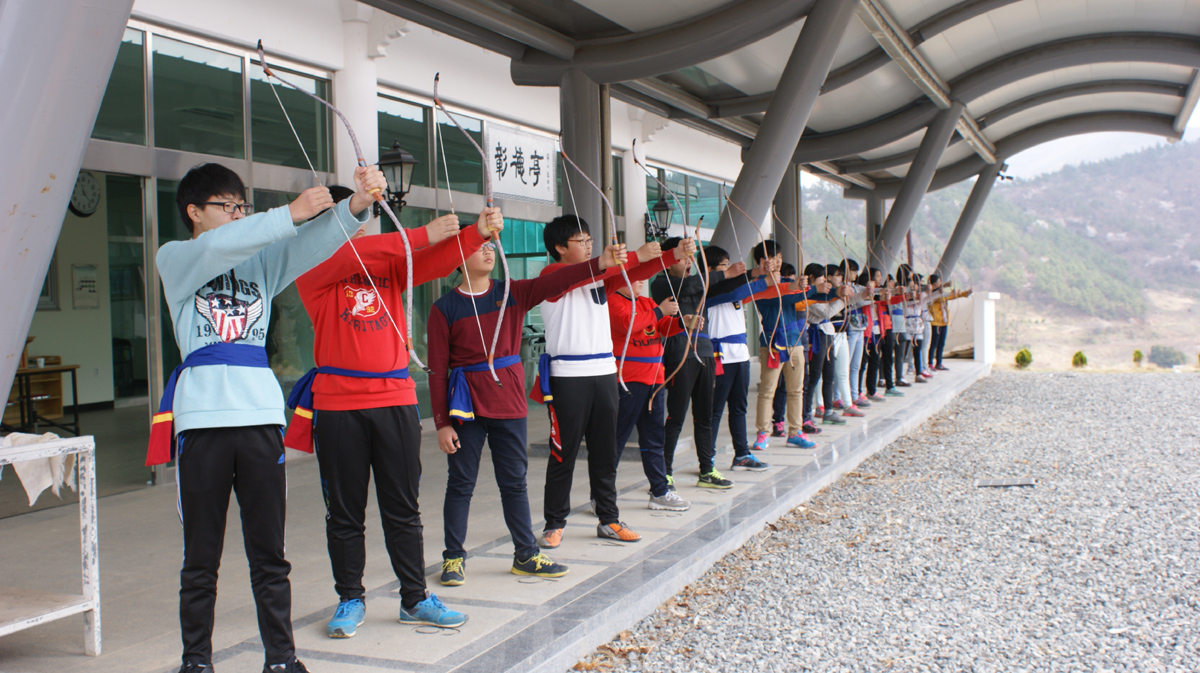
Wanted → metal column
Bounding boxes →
[865,194,884,271]
[936,162,1004,279]
[0,0,135,398]
[773,163,802,269]
[560,69,603,251]
[711,0,858,253]
[869,101,963,270]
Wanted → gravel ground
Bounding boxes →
[575,372,1200,673]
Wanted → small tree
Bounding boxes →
[1015,348,1032,369]
[1148,345,1186,369]
[1072,351,1088,368]
[1133,349,1143,366]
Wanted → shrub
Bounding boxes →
[1072,351,1087,368]
[1148,345,1186,369]
[1015,348,1032,368]
[1133,349,1143,366]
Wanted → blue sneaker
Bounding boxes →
[326,598,365,638]
[752,431,770,451]
[731,455,770,471]
[786,432,817,449]
[399,592,466,628]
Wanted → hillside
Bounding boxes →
[792,138,1200,368]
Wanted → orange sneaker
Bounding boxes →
[538,528,563,549]
[597,522,641,543]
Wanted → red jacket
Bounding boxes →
[295,225,485,411]
[607,290,683,385]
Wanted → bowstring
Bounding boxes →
[436,112,493,382]
[262,69,408,352]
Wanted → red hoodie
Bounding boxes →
[295,225,486,411]
[606,289,683,385]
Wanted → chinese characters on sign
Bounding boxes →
[483,123,557,205]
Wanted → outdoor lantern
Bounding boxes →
[377,139,418,215]
[651,192,673,236]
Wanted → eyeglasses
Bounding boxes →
[200,201,253,215]
[568,237,593,246]
[480,242,496,251]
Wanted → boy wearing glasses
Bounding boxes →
[534,216,691,549]
[428,234,629,586]
[150,162,384,673]
[287,200,502,636]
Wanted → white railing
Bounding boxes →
[0,435,100,655]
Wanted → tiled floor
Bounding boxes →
[0,360,990,673]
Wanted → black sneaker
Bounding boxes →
[802,421,822,435]
[264,659,310,673]
[440,557,465,586]
[896,380,913,387]
[697,470,734,489]
[179,663,211,673]
[512,552,569,578]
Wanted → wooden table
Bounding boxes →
[3,364,81,436]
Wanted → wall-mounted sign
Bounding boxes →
[72,264,99,309]
[483,123,557,206]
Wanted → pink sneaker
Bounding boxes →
[752,432,770,451]
[869,392,886,401]
[842,405,865,418]
[854,395,872,408]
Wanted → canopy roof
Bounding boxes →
[368,0,1200,195]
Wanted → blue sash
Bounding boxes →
[147,343,269,466]
[283,365,410,453]
[711,333,747,359]
[533,352,611,403]
[448,354,522,422]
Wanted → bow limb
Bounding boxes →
[770,204,804,370]
[433,74,509,385]
[258,40,429,372]
[722,185,783,362]
[558,142,634,393]
[823,217,852,335]
[653,215,709,403]
[631,139,699,365]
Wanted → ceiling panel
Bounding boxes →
[980,92,1184,141]
[570,0,730,33]
[968,62,1195,117]
[807,62,924,131]
[694,21,804,96]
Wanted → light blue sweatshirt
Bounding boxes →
[157,200,369,433]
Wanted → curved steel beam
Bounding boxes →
[844,111,1180,199]
[790,33,1200,165]
[411,0,574,60]
[835,79,1186,174]
[511,0,815,86]
[724,0,1024,112]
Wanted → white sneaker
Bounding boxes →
[648,491,691,511]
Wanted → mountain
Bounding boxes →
[794,139,1200,321]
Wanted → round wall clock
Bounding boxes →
[69,171,102,218]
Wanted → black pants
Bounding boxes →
[444,415,538,561]
[614,382,670,497]
[313,406,425,610]
[663,356,716,476]
[912,339,925,376]
[931,325,948,366]
[804,336,834,420]
[880,332,904,389]
[544,374,620,529]
[864,336,882,396]
[176,425,293,668]
[712,360,751,458]
[772,376,786,424]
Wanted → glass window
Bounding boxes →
[250,67,330,171]
[157,179,187,379]
[153,36,244,158]
[378,96,431,188]
[689,175,724,230]
[434,110,483,195]
[92,29,145,144]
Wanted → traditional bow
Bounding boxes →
[557,141,634,393]
[433,74,510,386]
[258,41,429,372]
[630,139,699,366]
[823,216,853,334]
[721,184,784,361]
[770,204,807,370]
